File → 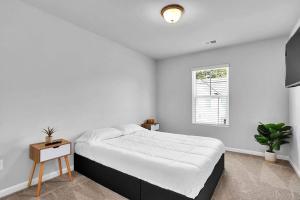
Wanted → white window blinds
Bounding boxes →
[192,65,229,126]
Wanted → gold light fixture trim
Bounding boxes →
[161,4,184,23]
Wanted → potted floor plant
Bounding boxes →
[254,122,292,162]
[43,127,56,144]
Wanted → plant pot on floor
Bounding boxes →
[265,151,276,162]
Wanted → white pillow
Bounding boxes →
[76,128,122,144]
[115,124,146,135]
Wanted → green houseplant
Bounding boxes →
[43,127,56,144]
[254,122,292,162]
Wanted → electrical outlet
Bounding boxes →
[0,160,3,170]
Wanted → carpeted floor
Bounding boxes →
[1,152,300,200]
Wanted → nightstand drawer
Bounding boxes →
[150,124,159,131]
[40,144,70,162]
[141,123,160,131]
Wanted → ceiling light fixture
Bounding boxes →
[161,4,184,23]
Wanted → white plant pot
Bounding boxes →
[45,136,53,144]
[265,151,276,162]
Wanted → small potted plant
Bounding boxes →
[254,122,292,162]
[43,127,56,144]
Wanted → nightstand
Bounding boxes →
[142,123,160,131]
[28,139,72,197]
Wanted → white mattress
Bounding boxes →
[75,130,224,198]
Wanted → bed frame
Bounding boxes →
[74,153,224,200]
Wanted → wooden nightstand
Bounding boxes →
[28,139,72,197]
[142,123,160,131]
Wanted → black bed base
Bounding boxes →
[74,153,224,200]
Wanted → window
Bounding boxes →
[192,65,229,126]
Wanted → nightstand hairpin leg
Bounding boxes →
[58,158,62,176]
[64,156,72,181]
[36,162,45,197]
[28,161,37,187]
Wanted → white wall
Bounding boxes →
[156,37,289,155]
[0,0,156,191]
[288,19,300,175]
[289,87,300,174]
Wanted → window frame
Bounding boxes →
[192,64,230,127]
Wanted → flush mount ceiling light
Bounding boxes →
[161,4,184,23]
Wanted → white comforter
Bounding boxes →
[75,130,224,198]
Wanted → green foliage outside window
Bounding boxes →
[196,68,227,80]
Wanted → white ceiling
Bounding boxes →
[22,0,300,59]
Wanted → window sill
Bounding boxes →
[192,123,230,128]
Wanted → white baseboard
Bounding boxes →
[288,158,300,177]
[225,147,290,160]
[0,165,74,198]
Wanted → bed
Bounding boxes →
[74,125,224,200]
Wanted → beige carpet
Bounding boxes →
[2,152,300,200]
